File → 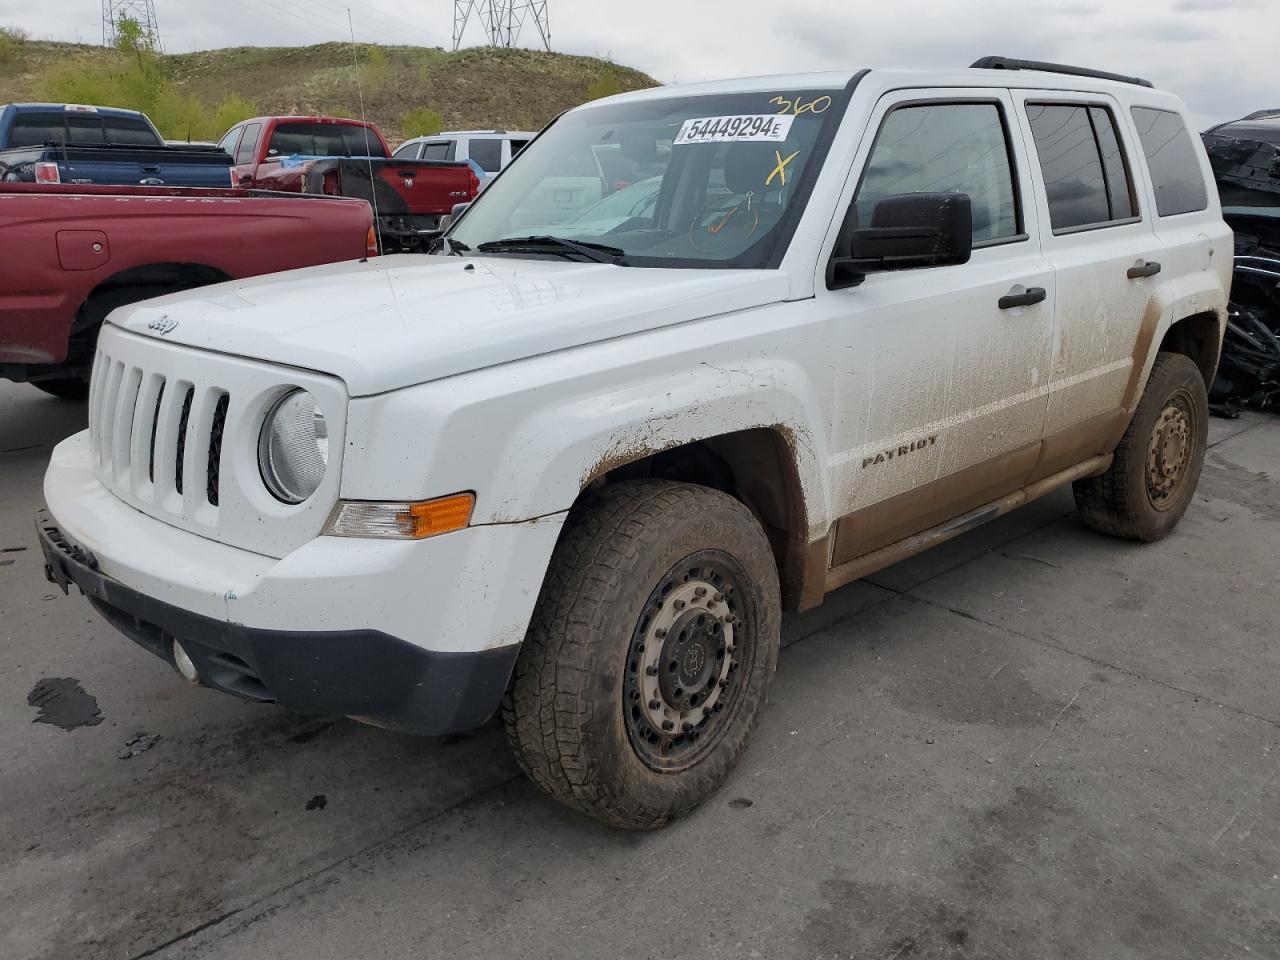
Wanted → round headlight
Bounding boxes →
[258,389,328,504]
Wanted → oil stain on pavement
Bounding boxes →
[26,677,103,730]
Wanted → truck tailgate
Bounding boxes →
[305,158,476,217]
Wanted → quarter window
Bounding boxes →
[1131,107,1209,217]
[392,141,421,159]
[1026,103,1136,231]
[855,102,1020,243]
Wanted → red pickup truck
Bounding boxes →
[220,116,479,251]
[0,182,376,399]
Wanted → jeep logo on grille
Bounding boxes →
[147,315,178,336]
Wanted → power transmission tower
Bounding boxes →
[453,1,550,52]
[102,0,162,50]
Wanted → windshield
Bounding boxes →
[449,88,847,268]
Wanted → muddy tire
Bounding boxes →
[503,480,781,830]
[1073,352,1208,541]
[33,377,90,402]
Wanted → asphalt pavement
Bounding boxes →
[1,377,1276,960]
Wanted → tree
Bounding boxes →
[585,72,624,101]
[401,105,444,138]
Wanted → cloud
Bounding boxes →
[1172,0,1259,10]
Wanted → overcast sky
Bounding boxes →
[1,0,1271,128]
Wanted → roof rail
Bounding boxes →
[970,56,1154,89]
[1239,109,1280,122]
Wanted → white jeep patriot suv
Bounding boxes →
[40,57,1231,829]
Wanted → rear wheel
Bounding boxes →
[32,377,90,402]
[503,480,781,830]
[1073,352,1208,541]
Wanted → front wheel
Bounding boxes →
[1073,352,1208,541]
[503,480,781,829]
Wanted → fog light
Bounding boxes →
[172,640,200,683]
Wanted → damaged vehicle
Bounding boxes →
[39,58,1230,829]
[1202,109,1280,410]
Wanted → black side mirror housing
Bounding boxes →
[827,193,973,289]
[438,201,472,233]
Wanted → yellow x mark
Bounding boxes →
[766,149,800,186]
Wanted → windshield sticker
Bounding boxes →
[765,149,800,186]
[769,94,833,116]
[673,114,795,146]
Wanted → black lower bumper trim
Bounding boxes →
[36,509,519,736]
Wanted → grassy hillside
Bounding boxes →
[0,39,658,142]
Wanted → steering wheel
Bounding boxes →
[688,192,761,253]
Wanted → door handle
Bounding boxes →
[998,286,1047,310]
[1127,260,1161,279]
[140,165,160,172]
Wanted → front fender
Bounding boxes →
[341,307,834,541]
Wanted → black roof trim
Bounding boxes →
[970,56,1154,89]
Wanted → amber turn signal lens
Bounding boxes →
[408,494,474,538]
[325,493,475,540]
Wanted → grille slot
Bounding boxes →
[207,394,229,506]
[148,381,166,484]
[174,386,195,496]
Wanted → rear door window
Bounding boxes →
[468,138,503,173]
[1026,102,1137,231]
[236,123,262,165]
[1130,107,1209,217]
[855,101,1021,244]
[421,141,455,161]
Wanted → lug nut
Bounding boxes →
[695,586,707,597]
[646,665,658,677]
[662,720,674,731]
[655,628,666,639]
[649,699,661,710]
[674,599,686,610]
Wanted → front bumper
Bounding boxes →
[38,509,519,734]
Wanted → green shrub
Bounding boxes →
[401,105,444,138]
[585,72,624,101]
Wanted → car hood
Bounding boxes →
[110,256,790,396]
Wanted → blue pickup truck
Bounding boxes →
[0,103,233,187]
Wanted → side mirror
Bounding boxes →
[438,201,471,233]
[827,193,973,289]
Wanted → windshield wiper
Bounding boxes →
[475,235,628,265]
[430,236,469,255]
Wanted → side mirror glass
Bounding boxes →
[828,193,973,289]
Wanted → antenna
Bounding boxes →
[453,1,550,51]
[347,9,382,255]
[101,0,162,49]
